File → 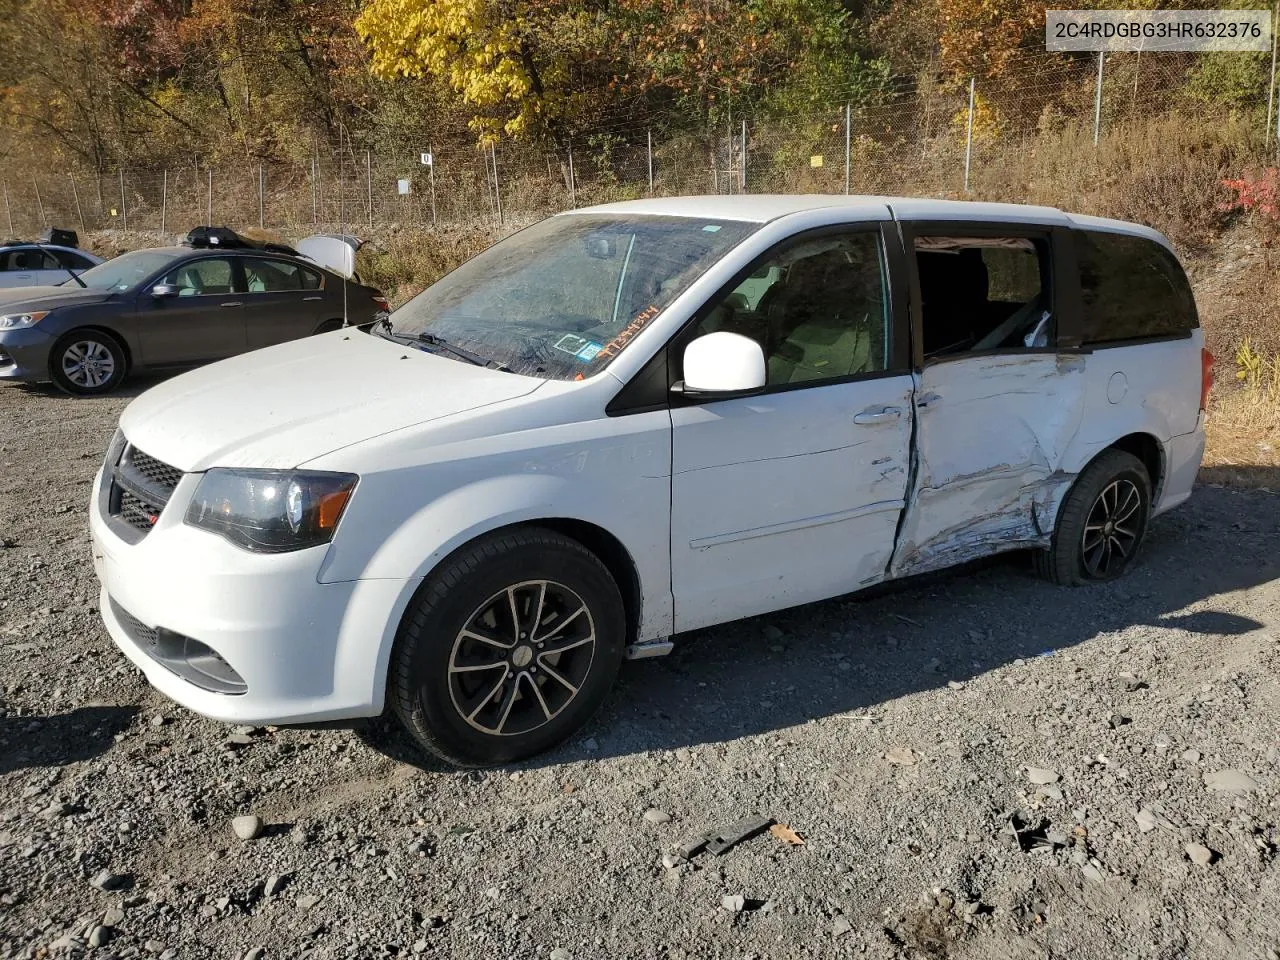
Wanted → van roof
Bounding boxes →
[567,195,1172,248]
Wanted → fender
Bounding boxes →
[322,470,673,718]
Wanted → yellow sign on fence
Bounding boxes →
[810,155,824,168]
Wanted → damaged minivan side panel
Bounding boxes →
[889,222,1088,577]
[891,352,1086,576]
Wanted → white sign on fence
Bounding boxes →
[397,178,411,195]
[420,152,433,166]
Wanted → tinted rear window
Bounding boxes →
[1076,230,1197,344]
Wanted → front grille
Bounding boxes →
[105,442,184,541]
[118,489,158,531]
[126,447,184,490]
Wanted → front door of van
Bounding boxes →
[669,225,915,633]
[890,224,1086,577]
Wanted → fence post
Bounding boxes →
[258,164,265,229]
[3,182,12,236]
[311,154,318,225]
[567,142,577,209]
[963,77,975,193]
[740,119,747,192]
[160,170,167,235]
[428,146,437,226]
[844,103,851,195]
[71,177,86,233]
[647,129,654,195]
[366,150,373,230]
[207,168,212,225]
[33,178,46,227]
[117,170,126,231]
[1093,52,1104,147]
[1268,4,1278,151]
[491,142,503,226]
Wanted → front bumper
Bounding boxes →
[89,465,413,725]
[0,326,55,382]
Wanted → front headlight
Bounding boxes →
[0,311,49,330]
[185,469,358,553]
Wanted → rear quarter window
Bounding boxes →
[1076,230,1198,345]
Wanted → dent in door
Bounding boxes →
[892,354,1085,576]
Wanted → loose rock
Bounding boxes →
[1185,842,1216,867]
[1203,770,1259,793]
[232,814,264,840]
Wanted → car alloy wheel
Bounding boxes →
[447,579,596,737]
[61,339,116,389]
[1080,478,1142,578]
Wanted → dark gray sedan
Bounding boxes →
[0,243,388,394]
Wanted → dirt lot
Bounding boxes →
[1,377,1279,960]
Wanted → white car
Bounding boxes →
[90,196,1210,765]
[0,242,102,287]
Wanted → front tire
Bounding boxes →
[1035,449,1151,585]
[50,329,126,395]
[390,528,626,767]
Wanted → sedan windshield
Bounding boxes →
[389,214,757,380]
[67,250,178,292]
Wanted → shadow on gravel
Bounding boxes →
[0,705,138,774]
[360,484,1279,772]
[9,371,179,401]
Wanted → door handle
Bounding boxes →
[916,392,942,409]
[303,295,323,301]
[220,301,243,308]
[853,406,903,425]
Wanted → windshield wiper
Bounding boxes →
[411,332,512,372]
[38,244,87,288]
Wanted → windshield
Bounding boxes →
[66,249,178,292]
[389,214,758,380]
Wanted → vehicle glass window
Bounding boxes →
[915,235,1053,358]
[160,258,237,297]
[1077,231,1198,344]
[689,231,891,386]
[389,214,758,381]
[300,267,323,290]
[71,249,183,292]
[245,259,303,293]
[54,250,95,270]
[0,248,58,271]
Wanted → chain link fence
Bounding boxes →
[2,49,1273,240]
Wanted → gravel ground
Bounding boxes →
[2,376,1279,960]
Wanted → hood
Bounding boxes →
[0,286,114,312]
[119,332,546,472]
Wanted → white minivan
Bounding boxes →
[90,196,1211,765]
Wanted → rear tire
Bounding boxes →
[390,528,626,767]
[50,329,127,396]
[1035,449,1151,585]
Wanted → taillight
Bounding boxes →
[1200,347,1215,411]
[372,292,391,312]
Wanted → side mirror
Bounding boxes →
[150,283,179,298]
[675,331,767,400]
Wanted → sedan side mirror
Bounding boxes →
[150,283,179,298]
[674,331,767,401]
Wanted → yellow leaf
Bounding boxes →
[769,823,805,845]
